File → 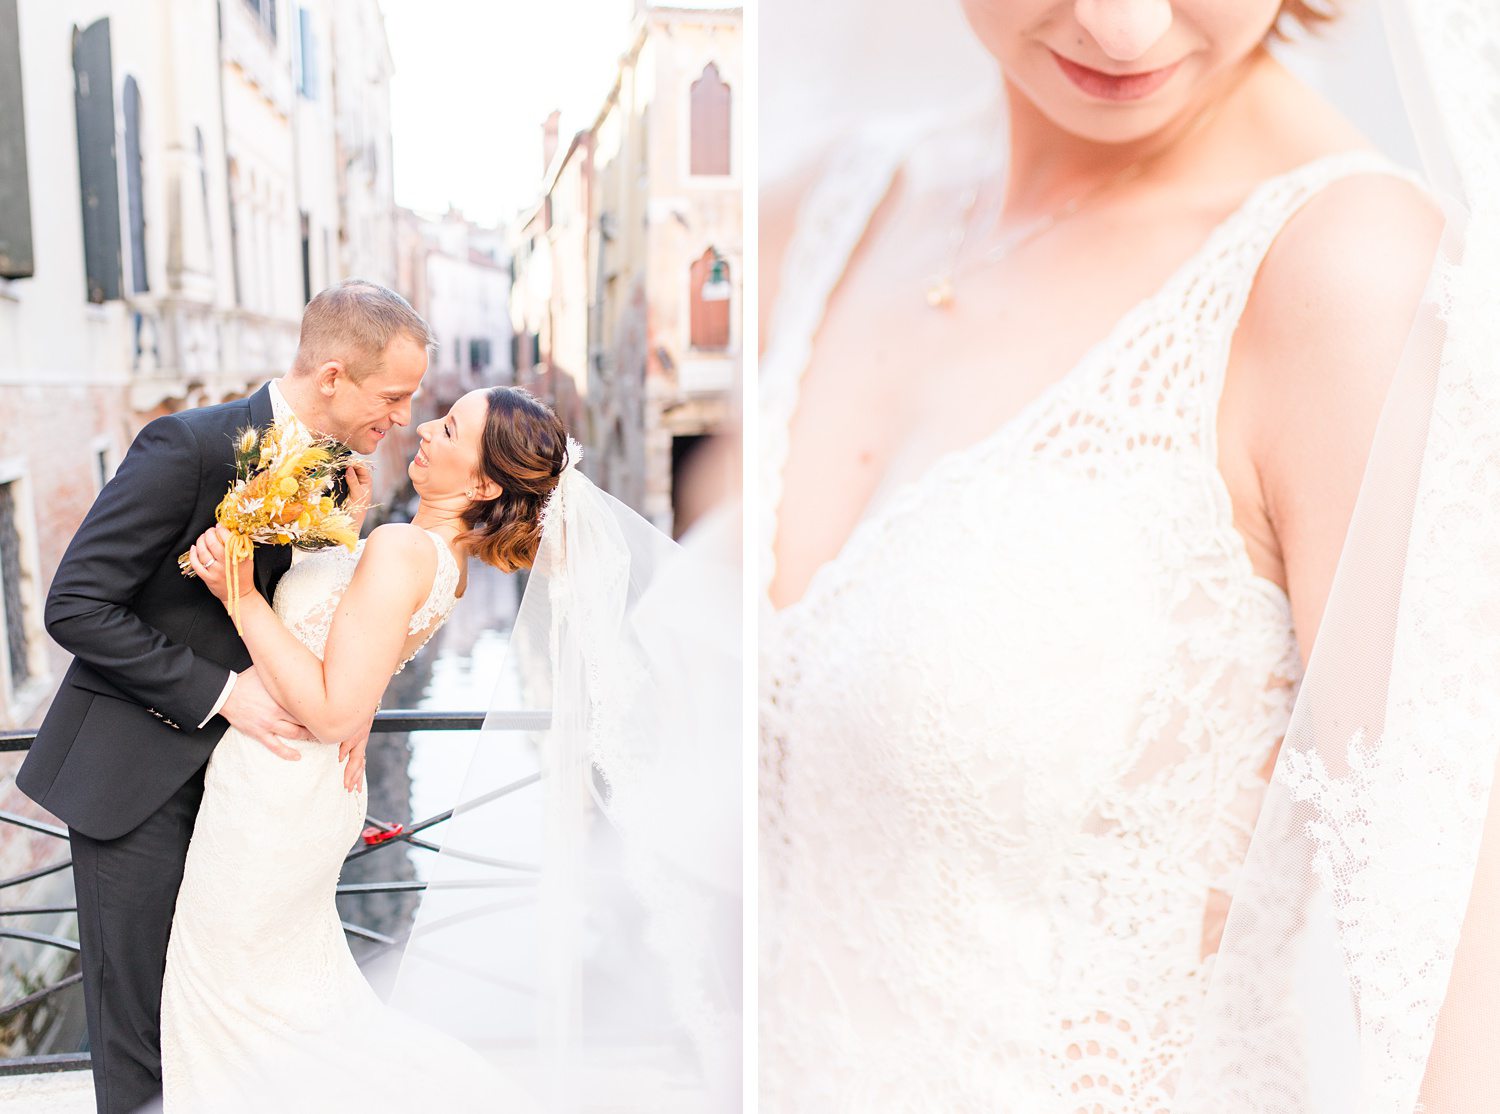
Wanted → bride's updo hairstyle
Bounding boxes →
[460,386,569,572]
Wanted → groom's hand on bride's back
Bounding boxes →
[221,666,315,761]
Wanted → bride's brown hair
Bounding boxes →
[1275,0,1338,36]
[460,386,568,571]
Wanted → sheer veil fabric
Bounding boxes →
[385,442,742,1112]
[1179,2,1500,1109]
[761,0,1500,1110]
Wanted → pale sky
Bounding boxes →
[381,0,637,229]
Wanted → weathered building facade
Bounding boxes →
[0,0,398,729]
[510,4,741,535]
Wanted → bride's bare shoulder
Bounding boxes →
[1249,168,1441,359]
[1242,58,1442,340]
[354,522,439,597]
[364,521,439,558]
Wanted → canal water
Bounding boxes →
[0,560,525,1061]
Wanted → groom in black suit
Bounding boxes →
[18,279,433,1114]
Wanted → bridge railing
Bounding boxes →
[0,709,541,1076]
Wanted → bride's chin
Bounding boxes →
[1022,91,1195,147]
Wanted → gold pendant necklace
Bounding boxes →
[925,100,1222,311]
[924,157,1149,310]
[925,209,1072,308]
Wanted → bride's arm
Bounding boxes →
[190,522,437,743]
[1193,175,1441,960]
[1228,173,1442,665]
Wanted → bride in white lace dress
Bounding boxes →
[760,2,1442,1110]
[159,386,566,1111]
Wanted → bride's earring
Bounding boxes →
[465,488,476,499]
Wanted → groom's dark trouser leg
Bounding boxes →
[68,769,205,1114]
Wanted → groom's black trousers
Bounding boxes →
[68,766,206,1114]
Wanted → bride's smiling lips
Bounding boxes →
[1051,50,1182,102]
[413,443,429,468]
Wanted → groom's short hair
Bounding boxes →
[293,279,436,382]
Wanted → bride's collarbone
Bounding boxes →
[807,204,1225,391]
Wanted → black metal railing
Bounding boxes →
[0,709,543,1077]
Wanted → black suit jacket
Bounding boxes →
[19,385,294,840]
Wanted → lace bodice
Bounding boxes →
[274,528,461,665]
[759,141,1413,1112]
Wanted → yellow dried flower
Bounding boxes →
[177,415,359,633]
[291,445,331,473]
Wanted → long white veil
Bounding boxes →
[761,0,1500,1109]
[1177,3,1500,1107]
[387,441,742,1112]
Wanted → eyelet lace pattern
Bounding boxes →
[760,140,1412,1112]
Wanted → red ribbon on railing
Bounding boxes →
[361,822,405,846]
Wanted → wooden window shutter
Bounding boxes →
[689,248,730,351]
[123,75,147,293]
[0,0,34,279]
[298,8,318,99]
[73,18,123,303]
[300,210,311,304]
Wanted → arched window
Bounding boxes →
[689,248,730,351]
[689,63,731,177]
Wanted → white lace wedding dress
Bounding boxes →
[159,530,534,1111]
[759,140,1416,1113]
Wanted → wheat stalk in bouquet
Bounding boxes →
[179,419,361,633]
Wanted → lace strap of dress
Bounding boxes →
[408,529,459,636]
[761,125,915,596]
[763,130,916,391]
[1188,150,1426,429]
